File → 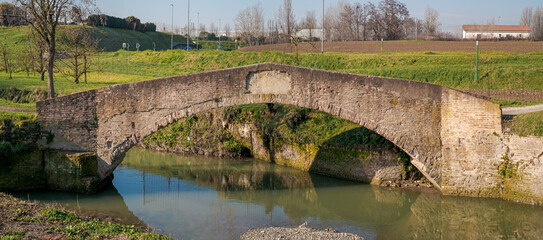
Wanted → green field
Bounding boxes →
[1,50,542,96]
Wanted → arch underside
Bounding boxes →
[101,95,442,189]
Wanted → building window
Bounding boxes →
[499,34,502,38]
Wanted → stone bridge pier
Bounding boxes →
[37,63,505,197]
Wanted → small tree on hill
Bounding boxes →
[29,31,47,81]
[0,37,14,79]
[60,26,99,84]
[19,43,34,77]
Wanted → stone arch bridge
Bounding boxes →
[37,63,504,196]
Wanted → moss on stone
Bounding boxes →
[44,151,107,193]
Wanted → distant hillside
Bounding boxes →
[0,25,188,52]
[87,26,187,51]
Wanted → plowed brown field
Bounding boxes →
[240,41,543,53]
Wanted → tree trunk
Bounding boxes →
[47,42,56,99]
[84,54,87,84]
[74,47,79,84]
[41,71,45,81]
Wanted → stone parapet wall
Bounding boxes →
[36,90,98,152]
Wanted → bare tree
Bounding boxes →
[0,37,13,79]
[223,24,231,37]
[324,3,341,41]
[19,43,34,77]
[277,0,296,38]
[266,20,280,44]
[533,6,543,40]
[61,26,98,84]
[300,10,317,40]
[199,24,206,34]
[339,1,354,40]
[352,3,369,41]
[15,0,96,99]
[423,7,440,36]
[235,3,264,46]
[210,21,217,35]
[520,7,533,27]
[378,0,410,40]
[366,2,383,40]
[27,30,47,81]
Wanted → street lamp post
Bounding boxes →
[322,0,324,54]
[187,0,190,51]
[170,4,174,50]
[219,19,221,45]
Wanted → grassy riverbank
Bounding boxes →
[0,192,169,239]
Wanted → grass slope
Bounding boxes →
[0,25,236,52]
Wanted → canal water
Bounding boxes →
[16,148,543,240]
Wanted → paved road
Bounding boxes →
[502,104,543,116]
[0,106,35,113]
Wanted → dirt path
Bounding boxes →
[0,106,35,113]
[502,104,543,116]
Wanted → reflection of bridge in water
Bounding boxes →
[120,148,543,240]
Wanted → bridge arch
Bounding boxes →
[37,63,503,195]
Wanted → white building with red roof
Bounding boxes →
[462,25,531,39]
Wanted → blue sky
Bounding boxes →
[94,0,541,33]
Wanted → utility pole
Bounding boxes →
[171,4,174,50]
[219,19,221,45]
[187,0,190,51]
[322,0,324,54]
